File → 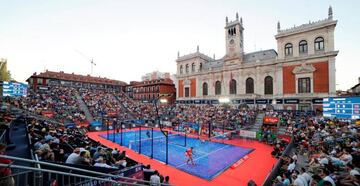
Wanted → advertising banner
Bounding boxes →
[263,116,280,125]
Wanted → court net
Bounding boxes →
[129,132,186,150]
[208,130,238,143]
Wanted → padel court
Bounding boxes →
[100,130,253,180]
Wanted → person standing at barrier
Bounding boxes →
[0,143,15,186]
[150,170,161,186]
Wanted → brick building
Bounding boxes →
[27,70,126,91]
[175,7,338,111]
[132,78,176,103]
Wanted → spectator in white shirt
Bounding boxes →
[150,171,161,186]
[65,148,80,164]
[292,172,306,186]
[300,168,311,185]
[287,159,296,173]
[94,157,112,168]
[321,169,336,186]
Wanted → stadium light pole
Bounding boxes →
[153,94,171,165]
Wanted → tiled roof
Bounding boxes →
[29,70,127,86]
[243,49,277,63]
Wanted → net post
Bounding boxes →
[120,122,123,146]
[105,114,109,140]
[151,127,154,159]
[139,125,142,154]
[208,119,212,140]
[166,133,168,165]
[185,132,187,147]
[113,120,116,142]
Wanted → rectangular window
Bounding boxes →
[37,78,43,84]
[298,78,311,93]
[185,87,189,97]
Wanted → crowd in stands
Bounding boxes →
[80,89,127,122]
[272,115,359,186]
[4,83,360,186]
[27,115,130,167]
[8,86,87,124]
[25,114,170,185]
[116,92,257,133]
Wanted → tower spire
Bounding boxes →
[328,6,333,19]
[225,16,228,24]
[236,12,239,20]
[240,17,243,25]
[177,51,180,58]
[197,45,199,52]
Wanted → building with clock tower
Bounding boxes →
[175,7,338,111]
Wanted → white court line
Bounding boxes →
[176,144,230,168]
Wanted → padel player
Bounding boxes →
[185,147,195,165]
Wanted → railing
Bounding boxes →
[0,129,6,144]
[262,136,295,186]
[0,155,173,186]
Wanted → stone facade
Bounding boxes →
[175,7,338,110]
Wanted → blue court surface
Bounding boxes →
[100,130,253,180]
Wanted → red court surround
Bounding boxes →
[87,130,277,186]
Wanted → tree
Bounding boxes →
[0,60,11,81]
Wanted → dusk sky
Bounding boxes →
[0,0,359,90]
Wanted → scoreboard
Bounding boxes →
[2,81,28,97]
[323,97,360,119]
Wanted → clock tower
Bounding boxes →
[225,12,244,64]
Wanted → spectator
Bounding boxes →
[94,157,112,168]
[66,148,80,164]
[74,151,91,166]
[164,176,170,184]
[0,143,14,186]
[150,170,161,186]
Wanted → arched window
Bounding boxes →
[314,37,324,51]
[199,63,203,72]
[285,43,293,56]
[202,82,208,96]
[246,78,254,94]
[229,79,237,94]
[185,64,189,73]
[264,76,273,95]
[191,63,195,72]
[299,40,308,54]
[179,65,183,74]
[215,81,221,95]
